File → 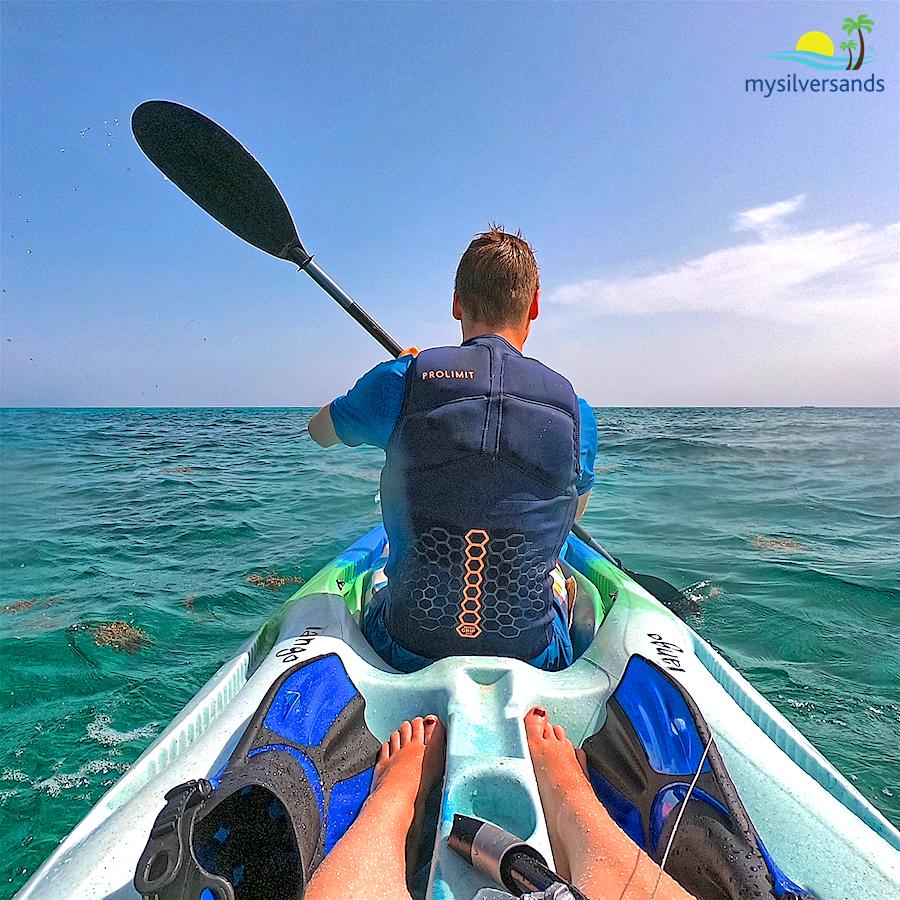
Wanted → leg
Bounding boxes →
[305,715,445,900]
[525,707,696,900]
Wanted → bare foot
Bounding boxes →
[525,707,697,900]
[524,706,597,882]
[305,716,445,900]
[370,715,445,800]
[370,715,446,874]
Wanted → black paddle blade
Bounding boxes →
[623,569,700,619]
[132,101,311,267]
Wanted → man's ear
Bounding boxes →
[528,289,540,321]
[452,291,463,321]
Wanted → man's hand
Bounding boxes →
[399,346,420,358]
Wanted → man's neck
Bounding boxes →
[460,321,530,351]
[453,289,538,351]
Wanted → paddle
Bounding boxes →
[571,523,695,615]
[131,100,403,358]
[131,100,692,616]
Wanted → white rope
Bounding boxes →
[648,732,714,900]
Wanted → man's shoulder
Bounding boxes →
[330,355,415,448]
[365,354,416,379]
[513,350,578,396]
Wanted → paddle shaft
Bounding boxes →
[571,521,617,565]
[302,259,403,359]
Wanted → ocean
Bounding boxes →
[1,406,898,895]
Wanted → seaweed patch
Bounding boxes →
[89,621,152,653]
[3,599,38,613]
[751,535,808,552]
[246,571,305,590]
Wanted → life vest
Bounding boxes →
[380,335,580,661]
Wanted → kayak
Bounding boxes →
[16,526,900,900]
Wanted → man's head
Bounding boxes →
[454,226,540,329]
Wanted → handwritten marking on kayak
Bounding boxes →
[458,529,488,638]
[648,633,685,672]
[276,627,323,663]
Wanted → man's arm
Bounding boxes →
[309,352,417,450]
[576,490,591,521]
[308,405,340,447]
[575,397,597,521]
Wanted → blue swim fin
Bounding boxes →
[135,653,381,900]
[581,655,814,900]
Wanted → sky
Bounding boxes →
[2,0,898,408]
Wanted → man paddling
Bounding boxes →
[309,227,597,671]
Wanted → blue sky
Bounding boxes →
[2,1,898,408]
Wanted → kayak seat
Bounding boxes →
[134,653,381,900]
[580,654,813,900]
[559,561,603,660]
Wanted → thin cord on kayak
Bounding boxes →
[649,732,714,900]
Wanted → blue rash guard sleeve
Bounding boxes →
[577,397,598,496]
[329,356,414,449]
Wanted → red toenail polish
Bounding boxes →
[533,707,547,718]
[425,715,436,725]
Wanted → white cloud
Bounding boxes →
[548,218,898,329]
[731,194,806,239]
[540,204,899,406]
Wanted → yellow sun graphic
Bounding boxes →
[796,31,834,56]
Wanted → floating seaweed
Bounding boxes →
[751,535,808,552]
[245,571,305,591]
[89,621,152,653]
[3,599,38,613]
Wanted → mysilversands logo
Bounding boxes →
[747,12,885,97]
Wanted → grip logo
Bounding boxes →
[457,529,488,638]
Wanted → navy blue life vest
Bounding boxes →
[380,335,580,661]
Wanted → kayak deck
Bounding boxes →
[16,527,900,900]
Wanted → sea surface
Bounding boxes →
[1,407,898,895]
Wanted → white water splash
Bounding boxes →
[85,713,159,747]
[36,758,128,798]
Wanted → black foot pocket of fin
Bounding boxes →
[135,653,382,900]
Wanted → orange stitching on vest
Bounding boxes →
[457,529,488,638]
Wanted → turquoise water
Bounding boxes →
[1,406,898,894]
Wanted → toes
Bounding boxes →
[408,716,426,744]
[524,706,549,735]
[384,716,443,758]
[423,714,444,746]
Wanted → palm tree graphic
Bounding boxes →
[839,39,857,70]
[842,14,874,70]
